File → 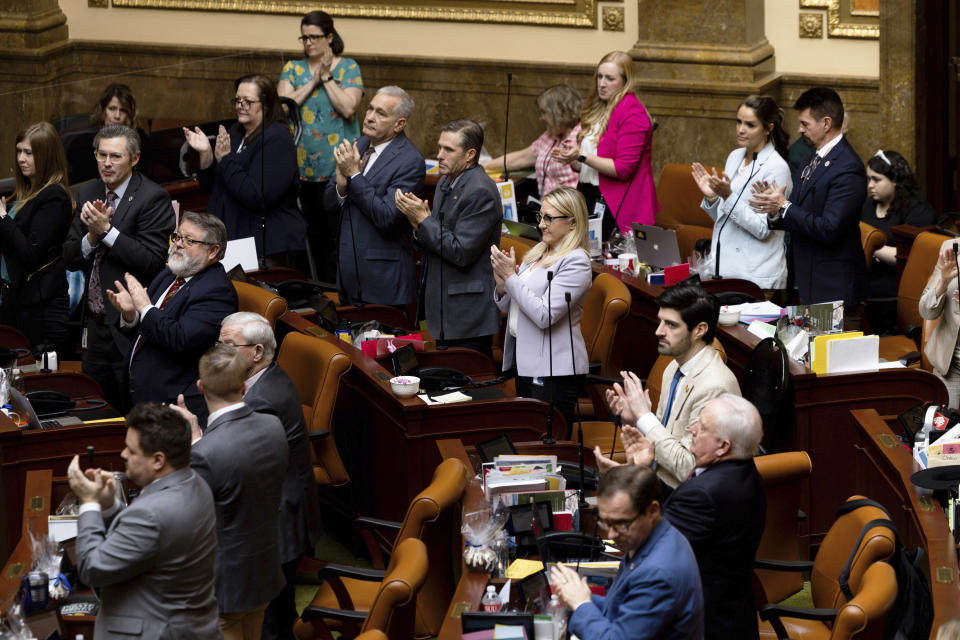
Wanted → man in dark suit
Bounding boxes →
[63,124,175,411]
[188,343,288,640]
[218,312,322,640]
[395,119,502,357]
[325,85,425,306]
[107,211,237,423]
[751,87,867,306]
[67,403,220,640]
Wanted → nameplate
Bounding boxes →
[449,601,472,619]
[918,495,936,512]
[29,496,44,511]
[936,566,954,584]
[877,433,896,448]
[4,562,23,580]
[305,327,329,339]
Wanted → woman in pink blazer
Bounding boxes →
[555,51,659,239]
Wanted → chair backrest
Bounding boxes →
[276,332,353,486]
[655,163,719,229]
[811,496,895,611]
[500,233,537,264]
[360,538,430,639]
[897,231,952,332]
[754,451,813,604]
[395,457,470,637]
[233,281,288,329]
[0,324,35,365]
[829,561,898,640]
[921,315,939,372]
[355,632,389,640]
[580,273,631,377]
[860,222,886,270]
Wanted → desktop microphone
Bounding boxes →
[436,194,447,350]
[609,121,659,241]
[713,150,759,279]
[503,72,512,181]
[543,270,556,444]
[609,412,622,461]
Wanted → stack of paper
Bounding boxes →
[482,455,564,502]
[725,300,783,323]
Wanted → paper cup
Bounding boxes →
[618,253,638,276]
[604,258,620,271]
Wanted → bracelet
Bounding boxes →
[322,76,333,83]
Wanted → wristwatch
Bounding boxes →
[321,76,333,83]
[577,154,586,164]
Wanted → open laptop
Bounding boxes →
[631,223,683,268]
[8,388,83,429]
[502,219,541,241]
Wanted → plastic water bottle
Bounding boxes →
[480,585,501,612]
[546,594,567,639]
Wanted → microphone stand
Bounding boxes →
[436,190,447,350]
[608,121,658,241]
[542,270,555,443]
[503,72,512,181]
[713,150,759,279]
[348,137,366,305]
[258,121,267,270]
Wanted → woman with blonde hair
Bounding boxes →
[491,186,593,429]
[555,51,659,239]
[0,122,73,352]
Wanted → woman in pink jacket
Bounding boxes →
[555,51,659,239]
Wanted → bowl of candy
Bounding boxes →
[389,376,420,398]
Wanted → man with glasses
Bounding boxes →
[64,124,175,411]
[550,464,704,639]
[107,211,237,424]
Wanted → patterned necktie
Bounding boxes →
[158,277,186,310]
[86,191,118,317]
[360,147,374,174]
[801,154,822,182]
[660,369,685,427]
[130,276,186,371]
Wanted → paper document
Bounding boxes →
[827,335,879,374]
[747,320,776,339]
[417,391,471,405]
[222,237,259,272]
[727,300,783,322]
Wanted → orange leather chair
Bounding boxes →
[296,538,429,640]
[233,280,288,329]
[0,324,35,364]
[301,457,469,639]
[276,332,352,487]
[756,496,895,640]
[354,632,388,640]
[499,233,537,264]
[655,163,721,261]
[753,451,813,605]
[860,222,886,270]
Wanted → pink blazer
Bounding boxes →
[597,93,659,232]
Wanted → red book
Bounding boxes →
[664,263,690,286]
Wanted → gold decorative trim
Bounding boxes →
[602,6,624,31]
[450,601,472,619]
[88,0,109,6]
[877,433,896,448]
[849,0,878,18]
[827,0,878,39]
[799,0,829,7]
[110,0,598,27]
[4,563,24,580]
[936,566,954,584]
[917,495,936,512]
[799,12,823,38]
[28,495,44,511]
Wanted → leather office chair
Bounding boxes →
[233,280,288,329]
[276,332,352,487]
[755,495,895,640]
[741,337,791,453]
[655,163,720,261]
[354,632,389,640]
[296,537,429,640]
[302,457,469,639]
[0,324,35,365]
[753,451,812,605]
[499,233,537,264]
[860,222,886,270]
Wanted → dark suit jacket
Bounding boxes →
[323,133,425,306]
[244,363,323,564]
[63,172,175,355]
[783,136,867,305]
[128,262,237,417]
[76,468,220,640]
[415,163,502,340]
[199,122,306,258]
[0,183,72,304]
[664,458,766,640]
[190,403,288,614]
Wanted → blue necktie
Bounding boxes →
[661,369,684,426]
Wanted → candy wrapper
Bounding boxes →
[461,485,507,574]
[0,603,37,639]
[28,531,69,602]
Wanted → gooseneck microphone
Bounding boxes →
[503,72,512,181]
[713,150,759,280]
[610,121,659,241]
[543,270,555,444]
[566,290,588,509]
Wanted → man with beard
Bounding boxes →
[108,211,237,424]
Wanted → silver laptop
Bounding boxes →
[8,388,83,430]
[631,224,683,268]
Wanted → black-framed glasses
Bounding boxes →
[297,34,327,43]
[231,98,262,109]
[535,212,572,226]
[596,512,641,534]
[170,232,215,248]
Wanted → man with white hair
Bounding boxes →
[217,312,322,640]
[325,85,425,306]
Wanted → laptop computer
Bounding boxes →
[631,223,683,268]
[8,388,83,430]
[502,219,541,242]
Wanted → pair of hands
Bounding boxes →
[106,272,151,324]
[550,562,592,611]
[394,189,431,229]
[67,455,116,508]
[935,244,960,299]
[490,245,518,293]
[551,141,580,166]
[592,371,656,473]
[183,125,231,168]
[310,50,335,85]
[690,163,788,216]
[80,199,113,242]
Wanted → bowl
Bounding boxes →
[718,309,741,326]
[390,375,420,398]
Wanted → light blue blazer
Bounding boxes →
[701,141,792,289]
[494,249,591,377]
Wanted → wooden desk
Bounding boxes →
[0,469,51,613]
[850,409,960,637]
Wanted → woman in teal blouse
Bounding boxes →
[279,10,363,281]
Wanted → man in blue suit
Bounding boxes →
[550,465,704,640]
[325,86,425,306]
[751,87,866,306]
[108,211,238,423]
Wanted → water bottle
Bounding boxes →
[480,585,501,612]
[546,594,567,640]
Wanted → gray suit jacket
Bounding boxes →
[191,403,288,613]
[75,468,220,640]
[494,249,592,377]
[324,133,425,306]
[244,363,323,563]
[416,163,502,340]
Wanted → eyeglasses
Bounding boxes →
[170,232,215,248]
[216,340,258,348]
[596,512,642,534]
[535,213,572,226]
[94,151,127,162]
[297,34,327,43]
[231,98,262,109]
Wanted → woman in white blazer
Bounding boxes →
[692,95,792,295]
[491,186,592,431]
[920,238,960,407]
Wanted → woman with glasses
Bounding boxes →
[861,149,935,333]
[0,122,73,353]
[691,95,792,296]
[490,186,592,430]
[553,51,658,240]
[183,74,305,265]
[278,10,363,281]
